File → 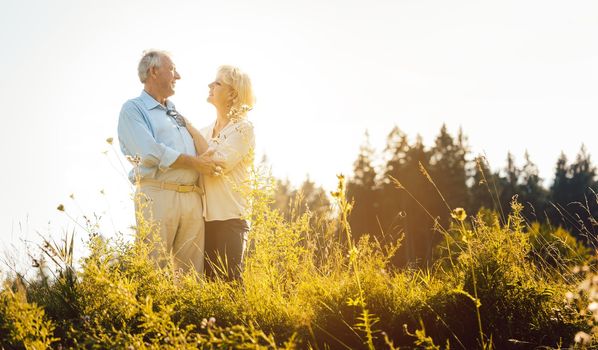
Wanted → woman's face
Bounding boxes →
[207,75,234,108]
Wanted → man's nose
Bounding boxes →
[175,71,181,79]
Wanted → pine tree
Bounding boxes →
[518,151,548,221]
[548,146,598,238]
[470,155,498,214]
[398,135,434,264]
[496,152,520,220]
[297,176,330,219]
[548,152,571,228]
[567,145,597,237]
[379,126,410,242]
[429,124,470,222]
[347,131,380,239]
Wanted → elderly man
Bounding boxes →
[118,50,215,272]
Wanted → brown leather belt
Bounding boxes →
[138,179,203,194]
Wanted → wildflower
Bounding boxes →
[200,318,208,329]
[106,137,113,145]
[451,208,467,221]
[331,174,346,198]
[588,302,598,312]
[348,246,359,262]
[565,291,575,302]
[580,279,591,292]
[57,204,65,212]
[208,317,216,327]
[574,331,591,345]
[126,155,142,166]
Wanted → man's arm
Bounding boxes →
[171,150,221,174]
[117,102,180,170]
[118,101,222,175]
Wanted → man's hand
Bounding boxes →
[194,149,225,175]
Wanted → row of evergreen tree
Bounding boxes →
[273,125,598,266]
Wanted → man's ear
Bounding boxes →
[149,66,158,79]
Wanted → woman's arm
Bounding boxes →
[185,118,210,155]
[211,121,255,174]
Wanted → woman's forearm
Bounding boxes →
[187,125,210,155]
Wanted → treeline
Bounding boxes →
[274,124,598,266]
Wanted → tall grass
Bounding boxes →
[0,167,592,349]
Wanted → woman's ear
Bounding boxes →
[228,90,238,105]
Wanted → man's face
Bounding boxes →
[152,55,180,98]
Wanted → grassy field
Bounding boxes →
[0,174,596,349]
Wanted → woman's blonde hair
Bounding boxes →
[217,65,255,117]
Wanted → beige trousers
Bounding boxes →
[135,185,205,273]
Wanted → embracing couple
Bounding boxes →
[117,50,255,280]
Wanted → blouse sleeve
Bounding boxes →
[210,120,255,174]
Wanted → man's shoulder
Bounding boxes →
[122,96,144,109]
[120,96,145,116]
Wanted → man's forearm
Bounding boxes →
[170,154,199,171]
[170,153,218,174]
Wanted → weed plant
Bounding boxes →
[0,168,592,349]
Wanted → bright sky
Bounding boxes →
[1,0,598,266]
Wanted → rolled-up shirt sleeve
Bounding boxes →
[212,121,255,173]
[117,102,181,171]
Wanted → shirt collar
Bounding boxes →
[139,90,175,110]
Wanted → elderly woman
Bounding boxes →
[186,65,255,280]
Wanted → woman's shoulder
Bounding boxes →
[231,118,254,134]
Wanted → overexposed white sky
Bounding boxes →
[1,0,598,262]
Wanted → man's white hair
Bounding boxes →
[138,50,171,83]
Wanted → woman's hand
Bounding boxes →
[184,116,209,154]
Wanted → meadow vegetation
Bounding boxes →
[1,169,597,349]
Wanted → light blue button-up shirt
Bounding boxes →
[118,91,198,184]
